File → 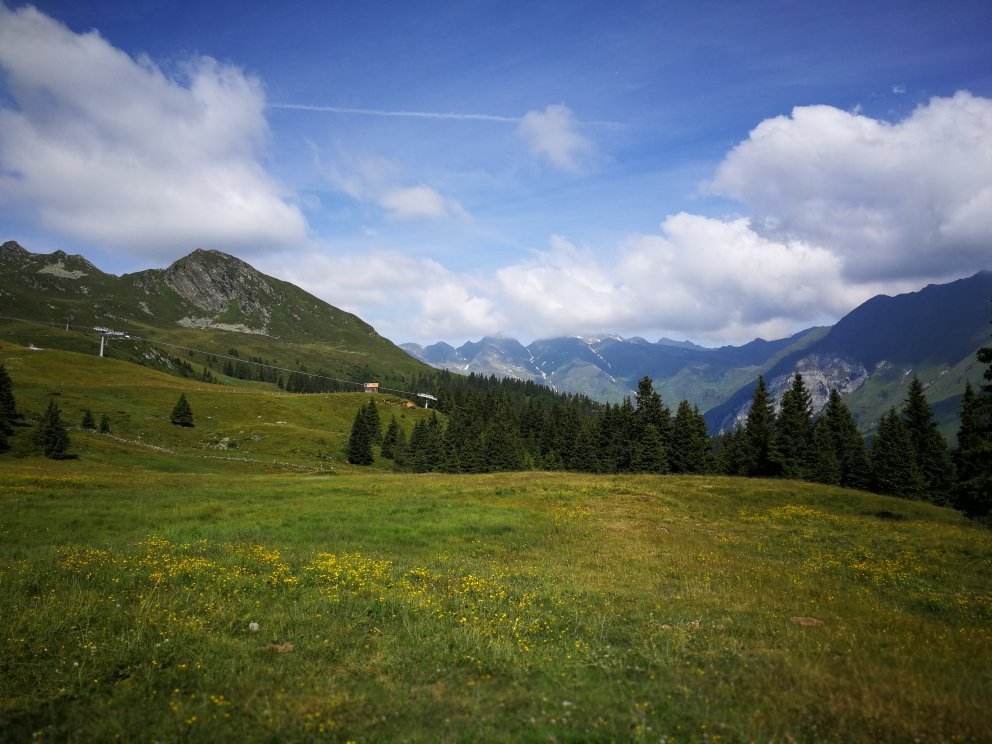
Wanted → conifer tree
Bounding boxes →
[635,376,671,451]
[670,400,713,473]
[81,409,96,430]
[33,399,71,459]
[362,400,382,445]
[745,376,777,476]
[902,376,953,503]
[952,376,992,518]
[170,393,194,427]
[718,426,752,476]
[408,412,445,472]
[346,405,374,465]
[572,419,602,473]
[808,419,842,485]
[480,392,524,472]
[773,373,813,479]
[871,408,922,497]
[0,363,21,451]
[99,414,111,434]
[611,397,638,472]
[631,423,667,473]
[821,388,871,490]
[381,415,401,459]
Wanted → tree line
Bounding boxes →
[349,339,992,519]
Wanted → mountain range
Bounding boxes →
[0,240,430,385]
[404,271,992,438]
[2,239,988,439]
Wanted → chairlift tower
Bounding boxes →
[417,393,438,409]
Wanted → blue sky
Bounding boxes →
[2,1,991,346]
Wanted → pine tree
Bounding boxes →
[0,363,21,451]
[572,419,602,473]
[170,393,194,427]
[381,416,401,459]
[81,409,96,430]
[670,400,713,473]
[346,406,374,465]
[718,426,752,476]
[409,412,445,472]
[612,397,638,472]
[480,392,524,472]
[635,376,671,451]
[902,376,953,503]
[33,399,71,459]
[822,388,872,490]
[773,373,813,479]
[952,376,992,518]
[871,408,922,497]
[362,400,382,445]
[808,419,842,485]
[745,376,777,476]
[631,423,667,473]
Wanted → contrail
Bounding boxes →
[268,103,519,123]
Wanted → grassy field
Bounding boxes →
[1,345,991,742]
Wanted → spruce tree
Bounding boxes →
[745,376,777,476]
[871,408,922,497]
[631,423,667,473]
[480,393,524,472]
[953,377,992,518]
[808,419,842,485]
[346,406,374,465]
[671,400,713,473]
[0,363,21,450]
[170,393,194,427]
[99,414,111,434]
[611,397,638,472]
[902,376,953,503]
[81,409,96,430]
[408,412,444,472]
[822,388,871,490]
[635,376,671,454]
[773,372,813,479]
[381,416,401,459]
[362,400,383,445]
[718,426,752,476]
[572,419,602,473]
[34,399,71,459]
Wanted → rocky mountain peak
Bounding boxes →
[0,240,30,262]
[164,249,283,319]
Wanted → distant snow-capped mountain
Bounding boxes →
[403,271,992,438]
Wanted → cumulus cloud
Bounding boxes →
[263,249,501,342]
[517,104,594,172]
[0,3,307,258]
[328,156,469,221]
[487,217,885,342]
[378,185,470,221]
[711,91,992,283]
[281,93,992,345]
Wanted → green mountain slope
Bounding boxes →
[0,343,433,470]
[0,241,433,389]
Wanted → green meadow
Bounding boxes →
[1,346,991,742]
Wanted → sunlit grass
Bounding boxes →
[1,465,990,742]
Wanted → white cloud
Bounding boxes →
[328,156,469,221]
[517,104,594,172]
[0,3,307,258]
[262,249,501,342]
[711,91,992,283]
[487,217,881,342]
[379,185,470,221]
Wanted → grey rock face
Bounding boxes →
[164,249,282,326]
